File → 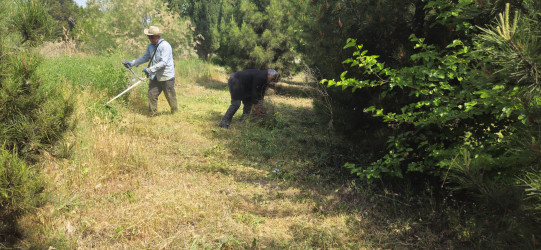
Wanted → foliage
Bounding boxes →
[290,0,434,140]
[324,1,540,181]
[326,35,487,179]
[42,0,81,39]
[182,0,222,61]
[294,0,538,141]
[76,0,195,57]
[294,0,452,79]
[0,0,73,243]
[212,0,299,75]
[323,1,541,246]
[11,0,55,46]
[1,2,74,156]
[0,51,74,156]
[0,147,44,241]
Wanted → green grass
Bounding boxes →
[37,55,127,97]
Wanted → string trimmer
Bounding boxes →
[106,61,146,105]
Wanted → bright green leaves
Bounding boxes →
[321,13,535,180]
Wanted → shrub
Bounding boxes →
[11,0,55,46]
[0,0,73,243]
[0,147,44,243]
[324,2,540,183]
[1,47,74,157]
[324,1,541,247]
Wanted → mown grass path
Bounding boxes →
[20,65,438,249]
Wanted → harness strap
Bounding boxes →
[147,40,163,69]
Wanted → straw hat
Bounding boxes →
[144,26,163,36]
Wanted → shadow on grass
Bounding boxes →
[188,97,455,248]
[270,82,316,99]
[195,80,228,92]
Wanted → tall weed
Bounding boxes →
[175,57,216,84]
[37,55,128,97]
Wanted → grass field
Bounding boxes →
[17,55,450,249]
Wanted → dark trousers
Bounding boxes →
[148,77,178,116]
[220,99,253,127]
[219,75,256,128]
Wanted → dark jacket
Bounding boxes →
[228,69,269,104]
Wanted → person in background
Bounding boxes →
[219,69,279,128]
[123,25,177,116]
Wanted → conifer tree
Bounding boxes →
[1,0,73,242]
[296,0,418,78]
[184,0,222,61]
[207,0,299,74]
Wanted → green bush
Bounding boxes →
[11,0,54,46]
[214,0,299,75]
[325,2,541,183]
[0,0,74,243]
[0,147,44,242]
[324,1,541,247]
[0,49,74,156]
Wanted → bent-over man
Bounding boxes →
[219,69,279,128]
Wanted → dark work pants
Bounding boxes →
[148,77,178,116]
[219,99,252,128]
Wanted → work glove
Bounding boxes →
[143,68,150,77]
[122,60,132,68]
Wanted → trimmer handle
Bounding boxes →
[122,60,132,69]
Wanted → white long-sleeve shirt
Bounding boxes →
[132,39,175,81]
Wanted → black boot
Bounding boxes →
[219,100,240,128]
[219,119,229,128]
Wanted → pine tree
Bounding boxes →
[184,0,222,61]
[1,0,73,243]
[296,0,418,78]
[476,1,541,221]
[214,0,299,74]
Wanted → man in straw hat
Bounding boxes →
[123,25,178,116]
